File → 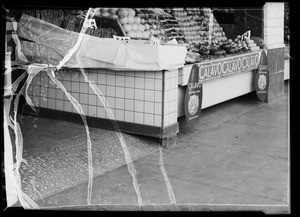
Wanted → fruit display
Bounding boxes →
[171,8,204,45]
[170,7,228,46]
[220,40,244,54]
[211,16,228,45]
[158,15,188,44]
[134,9,167,40]
[93,8,142,39]
[232,35,260,52]
[93,8,167,40]
[20,7,262,66]
[251,37,267,49]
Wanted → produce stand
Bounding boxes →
[5,5,285,146]
[178,50,262,116]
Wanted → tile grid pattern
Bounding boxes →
[163,70,178,127]
[28,68,178,127]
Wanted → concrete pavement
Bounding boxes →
[7,81,289,213]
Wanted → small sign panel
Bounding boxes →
[184,64,203,128]
[84,19,97,29]
[149,36,160,45]
[255,50,269,102]
[242,30,251,41]
[113,35,130,44]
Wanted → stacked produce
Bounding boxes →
[171,8,203,45]
[103,8,148,39]
[232,35,260,52]
[157,15,188,44]
[197,7,213,45]
[170,7,228,46]
[94,8,167,40]
[134,9,167,40]
[250,37,266,50]
[219,39,244,54]
[211,16,227,45]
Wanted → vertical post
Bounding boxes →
[263,2,285,99]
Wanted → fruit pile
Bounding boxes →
[219,39,245,54]
[232,35,260,52]
[211,17,227,45]
[158,15,188,44]
[171,8,204,45]
[94,8,152,39]
[134,9,167,40]
[170,7,228,46]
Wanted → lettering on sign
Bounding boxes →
[185,64,203,128]
[197,52,261,82]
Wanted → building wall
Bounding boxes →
[263,2,285,49]
[263,2,285,99]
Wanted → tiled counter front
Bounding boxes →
[26,68,178,139]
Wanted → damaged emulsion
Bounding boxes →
[4,8,176,209]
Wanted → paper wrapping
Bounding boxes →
[17,14,79,58]
[16,14,187,71]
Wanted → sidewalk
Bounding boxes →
[8,81,289,213]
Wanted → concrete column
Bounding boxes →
[263,2,285,99]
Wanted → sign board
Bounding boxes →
[242,30,251,41]
[255,50,269,102]
[184,64,203,128]
[197,51,261,82]
[84,19,97,29]
[113,35,130,44]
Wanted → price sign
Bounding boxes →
[149,36,160,45]
[113,35,131,44]
[242,30,251,41]
[84,19,97,29]
[184,64,203,128]
[255,50,269,102]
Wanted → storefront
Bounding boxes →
[4,3,287,146]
